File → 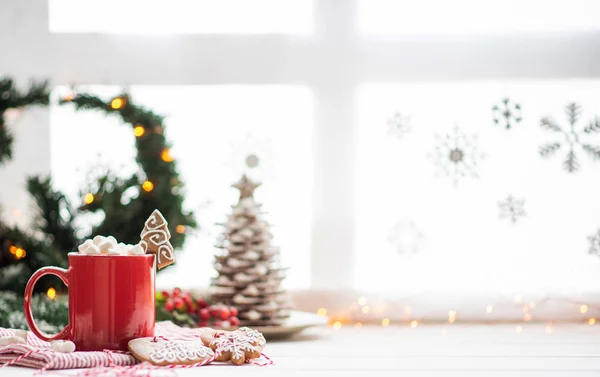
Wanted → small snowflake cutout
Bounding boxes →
[492,97,522,129]
[431,125,484,185]
[387,220,424,255]
[498,195,526,223]
[588,229,600,256]
[387,112,412,140]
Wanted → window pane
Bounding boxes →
[359,0,600,35]
[356,80,600,295]
[50,85,313,289]
[48,0,313,34]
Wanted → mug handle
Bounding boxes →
[24,267,71,342]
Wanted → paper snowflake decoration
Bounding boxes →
[225,133,275,177]
[588,229,600,256]
[539,103,600,173]
[387,220,424,255]
[432,125,483,185]
[387,112,411,139]
[492,97,522,129]
[498,195,526,223]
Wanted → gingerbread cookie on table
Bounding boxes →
[200,327,266,365]
[128,337,214,366]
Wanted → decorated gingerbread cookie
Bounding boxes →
[200,327,266,365]
[139,210,175,269]
[128,337,214,366]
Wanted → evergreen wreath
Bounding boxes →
[0,77,196,294]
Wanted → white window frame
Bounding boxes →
[2,0,600,320]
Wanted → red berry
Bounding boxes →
[229,317,240,327]
[220,308,231,320]
[199,308,210,321]
[213,321,222,328]
[164,300,175,311]
[173,287,182,298]
[174,298,185,310]
[209,307,220,318]
[161,290,170,299]
[183,296,193,307]
[198,321,208,327]
[196,298,208,309]
[230,307,238,317]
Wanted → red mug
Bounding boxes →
[24,252,156,351]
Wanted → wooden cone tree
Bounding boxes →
[210,175,290,326]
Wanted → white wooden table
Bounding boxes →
[5,325,600,376]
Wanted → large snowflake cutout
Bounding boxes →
[498,195,526,223]
[387,112,411,140]
[387,220,424,255]
[432,125,483,185]
[492,97,522,129]
[539,103,600,173]
[588,229,600,256]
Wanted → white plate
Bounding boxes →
[252,311,328,339]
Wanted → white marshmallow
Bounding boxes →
[51,340,76,353]
[14,330,27,342]
[128,244,145,255]
[107,247,122,255]
[107,236,117,246]
[92,235,105,246]
[0,336,25,346]
[97,240,113,254]
[77,239,94,253]
[82,244,101,255]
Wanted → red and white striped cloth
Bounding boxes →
[0,322,271,371]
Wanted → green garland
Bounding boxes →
[0,291,68,333]
[0,78,197,294]
[0,78,49,164]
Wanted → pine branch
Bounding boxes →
[565,102,581,127]
[584,117,600,134]
[563,150,579,172]
[0,78,50,164]
[0,118,14,164]
[27,176,78,253]
[539,143,561,157]
[582,144,600,161]
[540,116,562,132]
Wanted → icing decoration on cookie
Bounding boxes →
[150,341,213,364]
[203,327,266,365]
[242,285,260,296]
[140,210,175,269]
[128,337,214,366]
[233,273,253,283]
[245,310,262,321]
[249,264,268,276]
[227,258,249,268]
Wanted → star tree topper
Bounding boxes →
[232,175,261,199]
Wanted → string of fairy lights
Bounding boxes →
[317,295,600,331]
[6,91,190,266]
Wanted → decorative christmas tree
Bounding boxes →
[210,175,290,327]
